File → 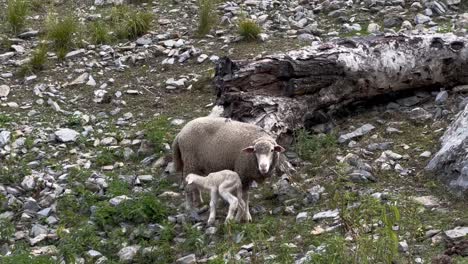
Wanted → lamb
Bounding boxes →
[185,170,246,225]
[172,116,285,222]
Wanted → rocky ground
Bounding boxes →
[0,0,467,263]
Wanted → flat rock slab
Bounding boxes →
[411,195,440,209]
[444,226,468,240]
[338,124,375,143]
[55,128,79,143]
[312,209,339,220]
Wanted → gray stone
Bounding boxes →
[109,195,130,206]
[367,23,381,33]
[65,49,86,59]
[426,103,468,193]
[420,151,431,158]
[435,91,448,104]
[0,131,11,147]
[296,212,308,223]
[444,226,468,240]
[412,195,440,208]
[23,198,41,212]
[0,85,10,97]
[30,224,48,237]
[176,254,196,264]
[118,245,140,263]
[398,240,409,252]
[136,37,152,46]
[55,128,79,143]
[338,124,375,143]
[37,208,52,217]
[415,14,431,24]
[446,0,460,5]
[87,250,103,258]
[69,73,89,86]
[312,209,339,220]
[21,175,35,191]
[384,17,403,28]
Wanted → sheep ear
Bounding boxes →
[242,146,255,153]
[274,145,285,153]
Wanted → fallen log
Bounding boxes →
[214,33,468,144]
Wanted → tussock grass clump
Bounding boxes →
[238,19,262,41]
[89,21,112,45]
[197,0,217,36]
[18,44,48,77]
[6,0,29,34]
[45,14,78,59]
[110,6,153,40]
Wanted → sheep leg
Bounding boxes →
[207,189,218,226]
[235,186,245,222]
[219,183,238,223]
[242,191,252,222]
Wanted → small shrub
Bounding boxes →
[30,44,48,71]
[0,253,55,264]
[89,21,112,45]
[20,44,48,76]
[110,6,153,40]
[197,0,217,36]
[6,0,29,34]
[95,148,119,167]
[57,224,100,263]
[46,14,78,59]
[182,224,206,254]
[238,19,262,41]
[0,219,15,242]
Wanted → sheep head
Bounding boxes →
[242,137,285,175]
[185,173,197,185]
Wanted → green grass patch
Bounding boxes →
[88,21,112,45]
[294,129,338,169]
[93,192,168,229]
[6,0,29,35]
[110,6,153,40]
[238,19,262,41]
[0,114,13,127]
[45,14,78,59]
[144,115,174,154]
[197,0,217,36]
[18,44,48,76]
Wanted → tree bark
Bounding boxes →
[214,33,468,143]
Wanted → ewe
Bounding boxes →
[173,116,285,222]
[186,170,245,225]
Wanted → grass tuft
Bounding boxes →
[144,115,174,154]
[45,14,78,59]
[197,0,217,36]
[238,19,262,41]
[89,21,112,45]
[6,0,29,35]
[111,6,153,40]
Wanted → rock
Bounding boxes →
[453,85,468,93]
[398,240,409,252]
[446,0,460,5]
[205,226,217,235]
[118,245,140,263]
[55,128,80,143]
[21,175,35,191]
[349,170,376,182]
[176,254,196,264]
[384,17,403,28]
[37,208,52,217]
[29,234,47,246]
[0,85,10,97]
[426,104,468,193]
[197,54,208,63]
[18,30,39,38]
[109,195,130,206]
[296,212,308,223]
[415,14,431,24]
[312,209,339,220]
[397,96,421,106]
[0,131,11,147]
[30,224,48,237]
[444,226,468,240]
[166,78,187,89]
[420,151,431,158]
[367,23,381,33]
[136,37,152,46]
[65,49,86,59]
[435,91,448,104]
[338,124,375,143]
[86,250,103,259]
[412,195,440,208]
[69,73,89,86]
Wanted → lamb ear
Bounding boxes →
[274,145,286,153]
[242,146,255,153]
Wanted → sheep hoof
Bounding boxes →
[207,218,215,226]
